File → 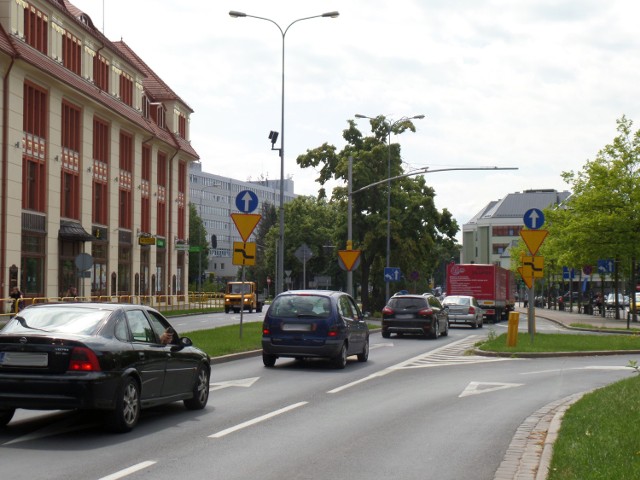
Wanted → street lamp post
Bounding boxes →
[355,114,424,302]
[229,10,339,297]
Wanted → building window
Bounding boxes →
[141,144,151,233]
[150,104,165,129]
[91,242,108,296]
[119,72,133,106]
[118,245,132,295]
[492,225,523,237]
[492,244,509,255]
[178,113,187,138]
[118,131,133,229]
[62,32,81,75]
[61,102,81,219]
[156,151,167,236]
[177,161,186,239]
[92,117,109,225]
[24,4,48,54]
[93,55,109,91]
[22,82,47,212]
[21,234,45,297]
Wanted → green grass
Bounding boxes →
[183,322,263,357]
[478,332,640,354]
[548,375,640,480]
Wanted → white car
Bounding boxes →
[442,295,484,329]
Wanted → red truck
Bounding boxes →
[446,263,515,323]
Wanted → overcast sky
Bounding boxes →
[72,0,640,239]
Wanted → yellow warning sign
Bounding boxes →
[520,229,548,256]
[521,255,544,278]
[517,266,533,289]
[231,213,261,242]
[232,242,256,266]
[338,250,361,271]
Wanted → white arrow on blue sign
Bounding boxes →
[235,190,259,213]
[523,208,544,230]
[384,267,402,283]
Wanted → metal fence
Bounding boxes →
[1,293,225,320]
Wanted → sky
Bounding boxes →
[71,0,640,240]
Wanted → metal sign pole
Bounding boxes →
[240,266,245,339]
[528,285,535,343]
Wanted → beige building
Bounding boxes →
[462,189,571,268]
[0,0,198,301]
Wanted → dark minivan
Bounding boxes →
[262,290,369,369]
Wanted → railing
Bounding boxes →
[0,293,225,321]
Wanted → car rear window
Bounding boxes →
[388,297,427,309]
[444,296,470,306]
[270,295,331,318]
[2,306,110,335]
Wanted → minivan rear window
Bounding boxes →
[388,297,428,309]
[270,295,331,318]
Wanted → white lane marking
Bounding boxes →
[521,366,633,375]
[370,342,394,349]
[209,402,308,439]
[459,381,524,397]
[210,377,260,391]
[328,337,488,394]
[97,461,157,480]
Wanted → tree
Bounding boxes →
[297,116,459,311]
[188,203,210,288]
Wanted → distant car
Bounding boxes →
[0,303,211,433]
[261,290,369,369]
[442,295,484,329]
[605,293,627,309]
[381,294,448,339]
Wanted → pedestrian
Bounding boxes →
[9,286,24,313]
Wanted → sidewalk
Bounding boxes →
[514,304,639,331]
[494,305,637,480]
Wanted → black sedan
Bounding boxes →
[0,303,210,433]
[381,294,449,339]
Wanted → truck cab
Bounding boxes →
[224,282,264,314]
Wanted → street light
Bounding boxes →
[230,10,339,297]
[355,114,425,302]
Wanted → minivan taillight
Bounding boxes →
[68,347,101,372]
[382,307,394,316]
[418,308,433,317]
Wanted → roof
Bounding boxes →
[59,220,95,241]
[466,190,571,224]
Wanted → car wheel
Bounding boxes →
[471,318,478,329]
[263,353,277,367]
[0,408,15,427]
[106,376,140,433]
[429,320,439,339]
[184,365,210,410]
[382,330,391,339]
[357,337,369,362]
[479,317,484,328]
[224,307,230,314]
[441,320,449,337]
[248,306,253,313]
[332,343,348,369]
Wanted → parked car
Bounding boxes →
[605,293,627,309]
[442,295,484,329]
[0,303,210,433]
[381,294,449,339]
[261,290,369,369]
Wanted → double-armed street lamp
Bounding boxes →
[229,10,339,297]
[354,114,425,301]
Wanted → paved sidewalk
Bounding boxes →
[493,305,637,480]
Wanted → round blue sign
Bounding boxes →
[235,190,259,213]
[523,208,544,230]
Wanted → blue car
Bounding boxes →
[261,290,369,369]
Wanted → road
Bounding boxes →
[1,315,636,480]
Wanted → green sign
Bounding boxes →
[189,246,201,253]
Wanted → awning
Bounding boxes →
[59,221,95,242]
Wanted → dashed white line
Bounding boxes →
[209,402,308,438]
[97,461,157,480]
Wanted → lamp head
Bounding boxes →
[229,10,246,18]
[413,114,426,120]
[322,11,340,18]
[354,114,368,119]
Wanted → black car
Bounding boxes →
[381,294,449,339]
[261,290,369,369]
[0,303,210,433]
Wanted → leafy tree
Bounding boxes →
[297,116,459,311]
[188,203,209,288]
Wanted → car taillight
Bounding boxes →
[382,307,393,316]
[469,306,476,314]
[263,328,271,335]
[68,347,101,372]
[418,308,433,317]
[327,327,338,337]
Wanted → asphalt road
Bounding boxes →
[1,318,636,480]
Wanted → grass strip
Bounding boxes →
[479,332,640,353]
[548,375,640,479]
[183,322,263,357]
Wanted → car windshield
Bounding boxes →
[388,297,427,310]
[443,296,470,306]
[269,295,331,318]
[2,306,110,335]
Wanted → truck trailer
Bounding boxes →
[446,263,514,322]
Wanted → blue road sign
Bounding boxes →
[384,267,402,283]
[562,266,575,280]
[523,208,545,230]
[235,190,259,213]
[597,259,614,274]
